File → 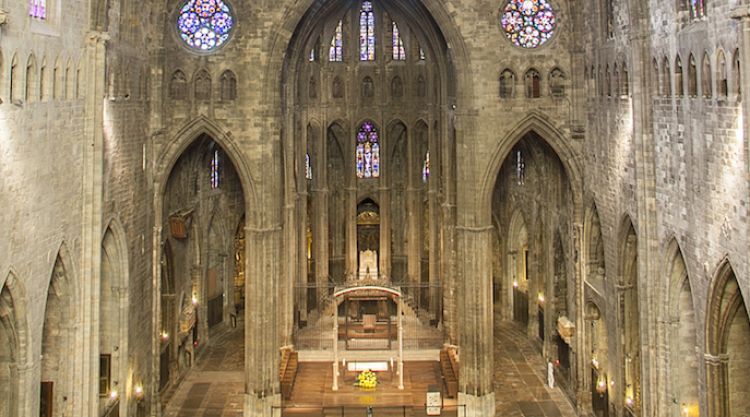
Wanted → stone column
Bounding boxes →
[427,122,440,319]
[82,30,108,417]
[313,123,329,306]
[332,303,339,391]
[398,297,404,390]
[406,127,420,294]
[346,185,358,280]
[704,353,729,417]
[379,186,391,280]
[245,224,282,416]
[456,224,495,417]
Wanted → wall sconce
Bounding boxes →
[591,358,600,369]
[537,293,545,303]
[109,389,118,400]
[192,295,199,305]
[596,379,607,395]
[160,331,169,341]
[513,281,519,288]
[134,383,144,402]
[625,397,634,407]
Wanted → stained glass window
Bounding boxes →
[689,0,704,19]
[500,0,556,49]
[392,22,406,60]
[329,20,344,62]
[419,47,426,61]
[29,0,46,19]
[177,0,234,52]
[356,121,380,178]
[422,151,430,183]
[360,1,376,61]
[305,153,313,180]
[210,150,221,189]
[309,48,316,62]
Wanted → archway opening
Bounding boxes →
[284,0,455,409]
[159,135,246,396]
[491,132,575,390]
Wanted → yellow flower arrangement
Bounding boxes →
[355,369,378,389]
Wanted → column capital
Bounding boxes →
[704,353,729,365]
[0,9,8,25]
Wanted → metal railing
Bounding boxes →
[271,404,467,417]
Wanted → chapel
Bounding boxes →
[0,0,748,416]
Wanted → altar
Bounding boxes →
[331,285,405,391]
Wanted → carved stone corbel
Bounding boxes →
[0,9,8,25]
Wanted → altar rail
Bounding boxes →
[271,404,467,417]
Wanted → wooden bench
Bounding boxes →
[279,349,299,400]
[440,348,459,398]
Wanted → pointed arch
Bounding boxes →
[10,53,20,102]
[702,51,712,98]
[481,113,584,225]
[717,49,728,98]
[583,201,606,293]
[25,54,37,103]
[155,116,258,216]
[664,238,699,415]
[617,216,641,413]
[675,55,684,96]
[705,258,750,417]
[100,219,130,414]
[0,270,28,417]
[688,53,697,97]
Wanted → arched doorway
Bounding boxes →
[159,135,246,393]
[706,261,750,417]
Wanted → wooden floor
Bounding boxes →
[283,361,459,416]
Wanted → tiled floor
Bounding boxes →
[164,320,578,417]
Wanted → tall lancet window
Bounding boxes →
[329,20,343,62]
[516,150,525,185]
[392,22,406,60]
[356,121,380,178]
[29,0,46,19]
[689,0,705,19]
[422,151,430,183]
[359,1,376,61]
[210,150,221,189]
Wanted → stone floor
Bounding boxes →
[493,322,578,417]
[162,324,245,417]
[163,320,578,417]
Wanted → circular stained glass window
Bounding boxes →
[177,0,234,52]
[501,0,556,49]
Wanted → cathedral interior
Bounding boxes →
[1,0,750,416]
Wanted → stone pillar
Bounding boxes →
[245,225,282,417]
[379,187,391,280]
[82,30,109,417]
[456,224,495,417]
[398,297,404,390]
[332,303,339,391]
[346,186,358,280]
[313,187,329,305]
[704,353,729,417]
[573,223,592,414]
[406,127,420,293]
[297,190,309,323]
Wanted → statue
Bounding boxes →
[358,250,378,280]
